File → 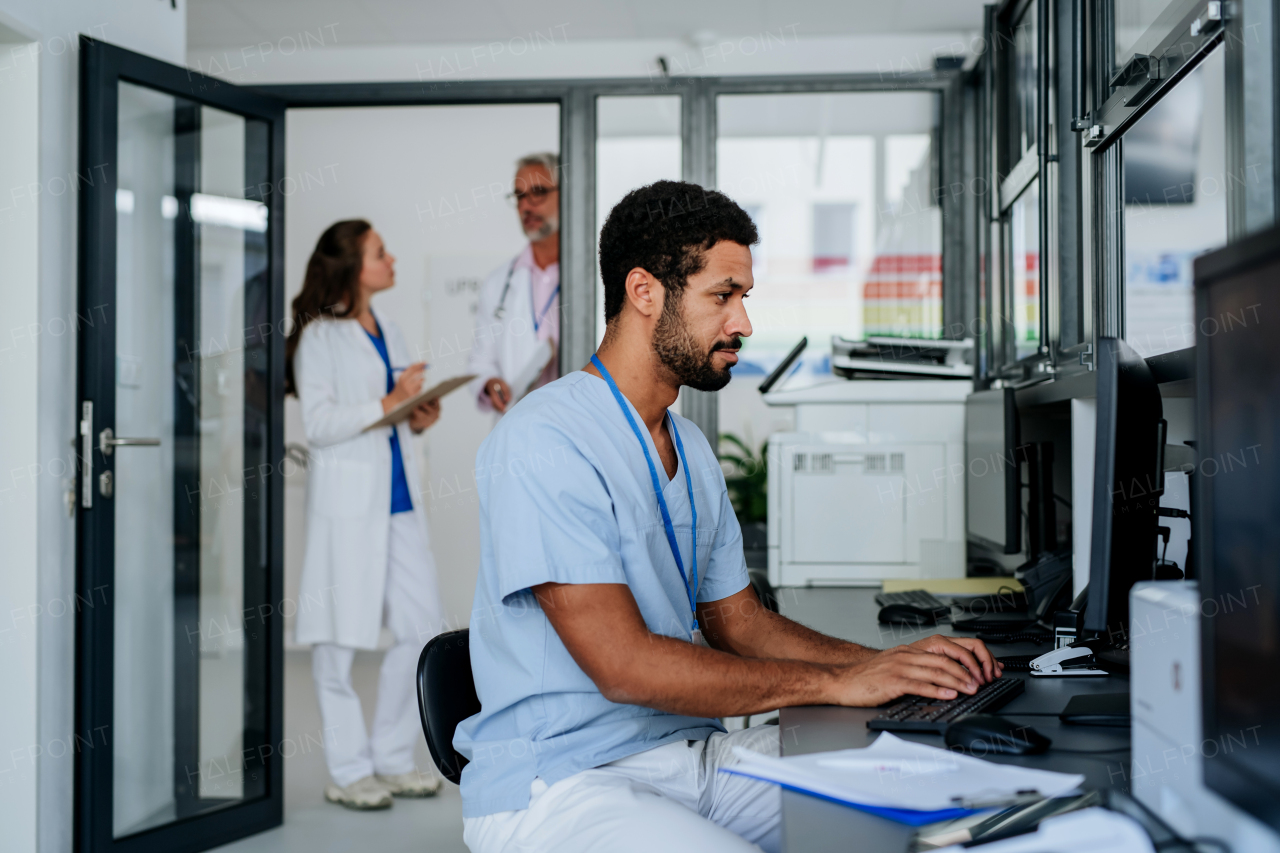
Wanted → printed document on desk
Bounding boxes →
[722,733,1084,820]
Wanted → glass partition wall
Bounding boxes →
[1085,0,1240,364]
[989,0,1053,379]
[976,0,1266,386]
[1121,47,1227,356]
[714,90,943,448]
[595,96,682,345]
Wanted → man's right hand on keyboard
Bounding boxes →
[827,642,990,707]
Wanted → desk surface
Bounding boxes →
[778,587,1131,853]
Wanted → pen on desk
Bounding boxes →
[951,789,1042,810]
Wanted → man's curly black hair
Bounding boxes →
[598,180,758,323]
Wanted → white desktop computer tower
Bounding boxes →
[1130,582,1280,852]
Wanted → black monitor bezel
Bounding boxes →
[1084,337,1164,638]
[1194,222,1280,833]
[965,387,1022,555]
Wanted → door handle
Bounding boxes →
[99,428,161,456]
[81,401,93,509]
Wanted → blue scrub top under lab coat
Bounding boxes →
[363,321,414,514]
[453,371,750,818]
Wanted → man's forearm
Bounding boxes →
[606,633,839,717]
[698,596,878,666]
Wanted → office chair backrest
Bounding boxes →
[416,629,480,785]
[748,569,780,614]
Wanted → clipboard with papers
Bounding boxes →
[362,374,477,432]
[719,733,1084,826]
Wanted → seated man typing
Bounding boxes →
[455,180,1001,853]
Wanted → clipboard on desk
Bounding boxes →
[362,374,476,431]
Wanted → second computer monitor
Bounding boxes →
[1084,336,1165,642]
[965,387,1020,555]
[1195,225,1280,833]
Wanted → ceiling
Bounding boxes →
[187,0,988,49]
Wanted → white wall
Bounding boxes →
[0,19,42,853]
[0,2,185,851]
[283,104,558,644]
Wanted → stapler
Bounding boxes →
[1028,641,1110,677]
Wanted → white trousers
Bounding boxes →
[312,513,444,787]
[463,724,782,853]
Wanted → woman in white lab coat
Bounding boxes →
[286,219,445,810]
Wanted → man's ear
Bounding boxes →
[624,267,662,320]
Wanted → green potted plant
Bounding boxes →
[719,433,767,568]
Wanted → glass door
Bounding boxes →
[77,38,285,853]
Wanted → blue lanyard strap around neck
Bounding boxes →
[532,282,560,334]
[590,354,699,629]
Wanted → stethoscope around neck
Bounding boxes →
[494,257,560,334]
[493,258,518,320]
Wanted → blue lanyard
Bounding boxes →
[532,282,560,334]
[591,354,699,629]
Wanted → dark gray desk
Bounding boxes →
[778,588,1131,853]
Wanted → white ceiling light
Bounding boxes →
[190,193,268,232]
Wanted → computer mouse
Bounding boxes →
[944,714,1051,755]
[877,603,942,626]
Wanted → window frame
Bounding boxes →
[987,0,1058,384]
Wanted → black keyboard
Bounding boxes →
[952,615,1037,632]
[874,589,950,611]
[955,591,1029,613]
[977,629,1053,645]
[867,677,1026,733]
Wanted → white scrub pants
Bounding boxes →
[312,513,444,787]
[463,724,782,853]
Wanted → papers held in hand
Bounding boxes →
[363,374,477,432]
[509,338,556,405]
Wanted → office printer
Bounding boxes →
[763,336,973,587]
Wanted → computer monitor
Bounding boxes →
[1083,337,1165,642]
[1195,225,1280,833]
[965,387,1020,554]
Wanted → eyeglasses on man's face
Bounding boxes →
[506,185,558,206]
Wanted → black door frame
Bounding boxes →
[76,36,286,853]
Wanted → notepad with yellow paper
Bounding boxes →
[881,578,1024,597]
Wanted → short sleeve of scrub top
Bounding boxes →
[482,423,629,602]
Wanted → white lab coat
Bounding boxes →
[467,256,548,407]
[293,309,436,649]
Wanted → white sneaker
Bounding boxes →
[324,775,393,810]
[376,771,443,798]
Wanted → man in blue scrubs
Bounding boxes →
[455,180,1001,852]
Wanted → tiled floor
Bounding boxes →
[212,649,468,853]
[213,587,865,853]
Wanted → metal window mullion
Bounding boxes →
[679,78,719,447]
[1038,0,1053,358]
[942,76,968,338]
[560,86,596,374]
[1224,0,1277,238]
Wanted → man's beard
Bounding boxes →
[652,290,739,392]
[523,213,559,242]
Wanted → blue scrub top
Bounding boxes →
[454,371,750,817]
[363,321,414,515]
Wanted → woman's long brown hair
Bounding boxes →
[285,219,371,395]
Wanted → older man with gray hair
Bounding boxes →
[469,152,562,414]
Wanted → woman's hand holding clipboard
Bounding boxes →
[364,372,478,431]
